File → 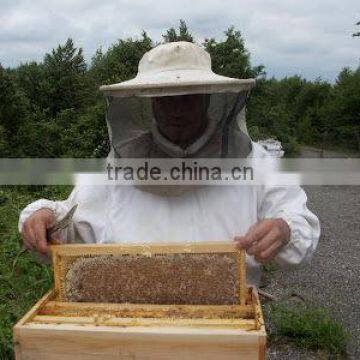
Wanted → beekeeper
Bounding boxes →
[19,42,320,286]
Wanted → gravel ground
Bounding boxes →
[264,185,360,359]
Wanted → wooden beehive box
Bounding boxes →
[13,243,266,359]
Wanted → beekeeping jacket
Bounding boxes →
[18,42,320,286]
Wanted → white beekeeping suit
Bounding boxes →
[18,42,320,286]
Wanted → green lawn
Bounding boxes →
[0,186,71,359]
[268,303,349,355]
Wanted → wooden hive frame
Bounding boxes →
[52,242,248,306]
[13,243,266,360]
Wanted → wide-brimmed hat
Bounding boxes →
[100,41,256,97]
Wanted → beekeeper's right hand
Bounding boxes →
[21,209,60,254]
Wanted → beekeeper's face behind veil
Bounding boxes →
[100,41,256,159]
[152,94,209,149]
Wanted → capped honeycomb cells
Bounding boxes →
[64,253,239,305]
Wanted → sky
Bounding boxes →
[0,0,359,82]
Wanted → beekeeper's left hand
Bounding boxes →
[234,219,290,263]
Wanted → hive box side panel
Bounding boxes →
[14,325,264,360]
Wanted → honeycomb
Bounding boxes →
[64,253,239,305]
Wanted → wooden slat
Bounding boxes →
[43,301,252,313]
[238,250,247,305]
[52,253,61,299]
[31,315,257,330]
[250,287,266,331]
[39,301,254,319]
[50,242,238,257]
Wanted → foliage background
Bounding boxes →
[1,21,359,158]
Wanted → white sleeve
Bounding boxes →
[258,185,320,268]
[18,187,79,240]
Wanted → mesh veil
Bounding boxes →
[105,92,252,159]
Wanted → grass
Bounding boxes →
[269,302,350,356]
[0,186,71,359]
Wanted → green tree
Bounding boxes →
[2,23,358,159]
[0,125,7,154]
[61,102,109,157]
[163,20,194,43]
[295,80,331,144]
[320,67,360,150]
[0,64,29,156]
[16,108,63,157]
[14,62,47,111]
[203,26,264,79]
[43,38,92,116]
[90,32,153,86]
[247,75,333,154]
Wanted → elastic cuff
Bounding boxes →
[32,202,62,220]
[18,200,61,233]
